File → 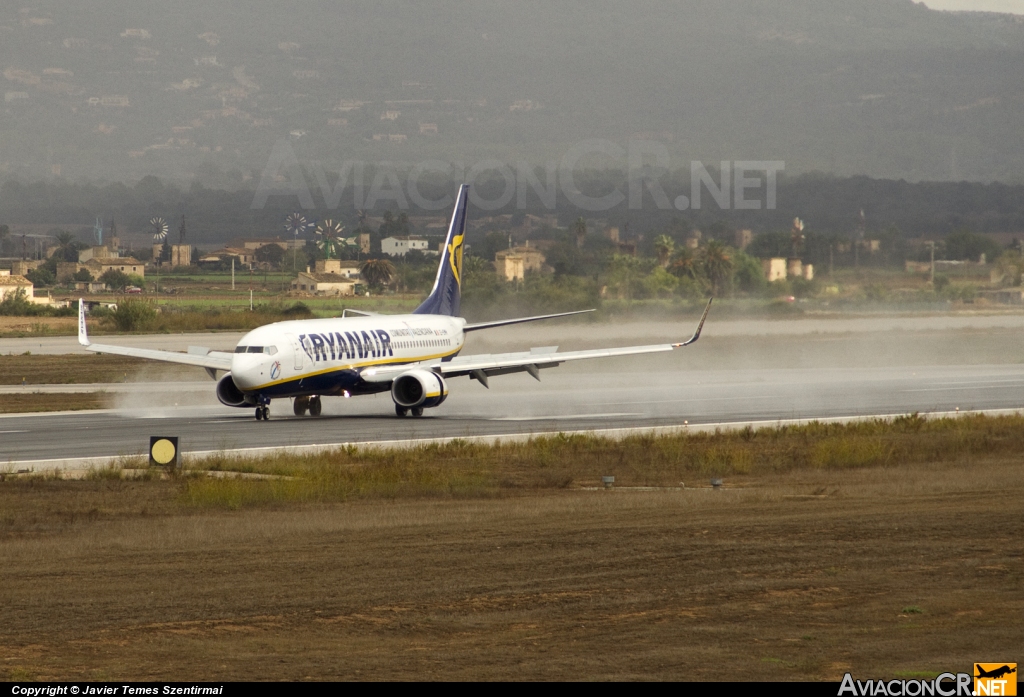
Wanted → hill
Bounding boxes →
[2,0,1024,183]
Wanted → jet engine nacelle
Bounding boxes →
[216,373,252,408]
[391,369,448,409]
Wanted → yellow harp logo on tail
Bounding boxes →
[448,233,465,287]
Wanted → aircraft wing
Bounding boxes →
[77,299,233,372]
[362,298,711,386]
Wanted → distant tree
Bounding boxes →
[378,210,410,238]
[255,244,285,268]
[25,266,55,287]
[731,250,768,294]
[0,287,44,316]
[99,269,132,290]
[943,230,1001,262]
[667,247,699,281]
[745,231,791,259]
[282,247,309,272]
[360,258,396,290]
[653,235,675,267]
[572,217,587,249]
[698,240,733,296]
[607,254,646,302]
[73,268,94,283]
[54,230,81,262]
[110,297,156,331]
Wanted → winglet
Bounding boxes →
[78,298,90,346]
[673,297,712,348]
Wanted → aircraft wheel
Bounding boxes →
[309,396,322,417]
[261,405,270,421]
[395,404,408,418]
[255,407,263,421]
[412,407,424,417]
[293,397,309,416]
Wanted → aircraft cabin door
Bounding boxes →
[286,333,305,371]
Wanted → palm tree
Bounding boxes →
[54,230,80,262]
[572,217,587,249]
[653,235,675,267]
[360,258,396,290]
[699,240,733,296]
[668,247,697,279]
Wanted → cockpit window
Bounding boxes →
[235,345,277,355]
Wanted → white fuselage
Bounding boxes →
[229,313,466,397]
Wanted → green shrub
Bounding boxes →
[109,297,157,331]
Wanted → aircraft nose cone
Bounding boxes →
[231,354,268,389]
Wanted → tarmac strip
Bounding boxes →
[4,407,1021,473]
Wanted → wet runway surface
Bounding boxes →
[3,361,1024,465]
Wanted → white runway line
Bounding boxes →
[490,412,643,421]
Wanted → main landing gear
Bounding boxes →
[395,404,424,418]
[293,396,322,417]
[254,404,270,421]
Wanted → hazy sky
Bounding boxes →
[923,0,1024,12]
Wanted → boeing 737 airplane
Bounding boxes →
[77,185,711,421]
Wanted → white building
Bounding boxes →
[381,236,432,257]
[314,259,361,279]
[0,271,49,305]
[292,271,355,296]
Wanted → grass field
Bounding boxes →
[1,417,1021,680]
[0,355,151,384]
[0,392,106,413]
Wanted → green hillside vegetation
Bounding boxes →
[1,1,1023,183]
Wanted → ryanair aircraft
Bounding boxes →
[78,185,711,420]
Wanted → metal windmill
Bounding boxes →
[315,219,344,260]
[791,217,805,258]
[178,214,187,244]
[285,212,310,239]
[151,217,169,242]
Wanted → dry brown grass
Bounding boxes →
[0,354,151,385]
[0,315,76,337]
[0,418,1021,681]
[178,413,1024,507]
[0,392,107,413]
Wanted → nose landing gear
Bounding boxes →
[254,395,271,421]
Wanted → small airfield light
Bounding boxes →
[602,475,615,489]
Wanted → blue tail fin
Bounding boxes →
[413,184,468,317]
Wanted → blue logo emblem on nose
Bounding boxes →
[270,361,281,380]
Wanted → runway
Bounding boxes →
[3,313,1024,468]
[3,360,1024,469]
